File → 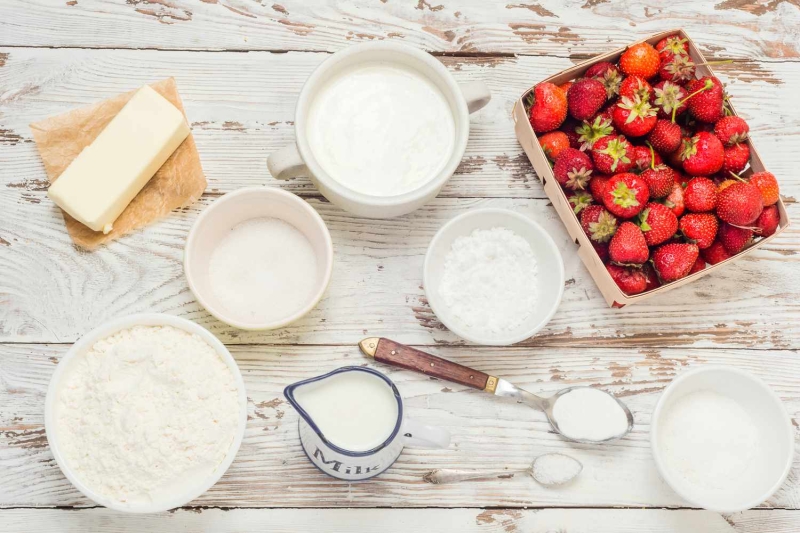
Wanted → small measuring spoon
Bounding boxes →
[424,453,583,486]
[359,337,634,444]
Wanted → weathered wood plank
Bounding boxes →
[1,0,800,60]
[2,344,798,508]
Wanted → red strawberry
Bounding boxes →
[749,171,780,206]
[656,35,690,58]
[576,116,615,150]
[688,256,706,274]
[528,82,568,133]
[567,189,594,215]
[632,145,663,173]
[619,76,652,101]
[663,182,686,217]
[606,264,647,295]
[538,131,571,161]
[638,202,678,246]
[586,62,624,99]
[718,222,753,254]
[679,212,719,249]
[567,78,608,121]
[684,177,718,212]
[591,135,635,174]
[642,263,661,291]
[652,80,688,119]
[559,117,582,149]
[554,148,594,190]
[717,178,737,193]
[755,205,780,237]
[559,81,574,94]
[716,181,763,225]
[612,95,658,137]
[647,119,682,154]
[609,221,649,264]
[652,243,699,282]
[580,204,618,243]
[659,54,696,83]
[589,174,611,203]
[593,241,610,262]
[620,42,660,79]
[641,164,676,198]
[603,173,650,218]
[701,240,731,265]
[721,143,750,175]
[686,76,725,123]
[586,61,616,79]
[680,132,725,176]
[714,116,749,146]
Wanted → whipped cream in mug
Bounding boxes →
[306,62,455,197]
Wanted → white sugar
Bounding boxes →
[552,388,629,442]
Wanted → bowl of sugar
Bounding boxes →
[423,208,564,345]
[651,366,794,513]
[184,187,334,330]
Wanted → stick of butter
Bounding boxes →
[47,85,191,234]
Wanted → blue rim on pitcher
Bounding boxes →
[283,366,404,458]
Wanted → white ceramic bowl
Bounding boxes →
[423,208,565,345]
[651,366,794,513]
[44,313,248,514]
[184,187,334,330]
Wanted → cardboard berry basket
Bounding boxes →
[512,28,791,307]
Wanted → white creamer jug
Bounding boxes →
[284,366,450,481]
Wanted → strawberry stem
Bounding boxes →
[671,78,713,123]
[728,171,747,183]
[645,141,656,170]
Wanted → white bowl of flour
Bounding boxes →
[651,366,794,512]
[45,314,247,513]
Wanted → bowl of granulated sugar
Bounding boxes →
[423,208,564,345]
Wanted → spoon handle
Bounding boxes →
[359,337,496,392]
[423,468,526,484]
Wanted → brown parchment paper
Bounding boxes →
[29,78,206,249]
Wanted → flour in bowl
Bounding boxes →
[55,325,240,505]
[438,227,538,333]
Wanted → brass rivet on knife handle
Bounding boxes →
[484,376,498,394]
[359,337,380,358]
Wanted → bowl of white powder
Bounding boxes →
[423,208,564,345]
[651,366,794,512]
[44,313,247,513]
[184,187,334,330]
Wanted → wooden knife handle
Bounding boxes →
[360,337,493,391]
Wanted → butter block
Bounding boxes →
[48,86,191,233]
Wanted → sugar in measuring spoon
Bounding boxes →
[360,337,634,444]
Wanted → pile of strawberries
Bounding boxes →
[528,35,781,296]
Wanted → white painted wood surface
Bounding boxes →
[1,1,800,530]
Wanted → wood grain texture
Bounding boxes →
[2,0,800,60]
[2,344,799,508]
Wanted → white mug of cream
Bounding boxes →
[267,42,491,218]
[284,366,451,481]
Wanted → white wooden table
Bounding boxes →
[2,1,800,531]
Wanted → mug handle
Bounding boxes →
[267,143,308,180]
[402,418,451,449]
[459,81,491,114]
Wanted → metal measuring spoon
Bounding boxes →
[359,337,634,444]
[424,453,583,486]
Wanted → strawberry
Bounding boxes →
[619,76,652,101]
[559,117,583,148]
[612,95,658,137]
[589,174,611,203]
[567,78,608,121]
[559,81,574,94]
[679,212,719,249]
[689,256,706,274]
[528,82,568,133]
[620,42,660,79]
[647,119,682,154]
[652,243,699,282]
[680,132,725,176]
[609,221,649,264]
[576,116,615,150]
[716,181,763,225]
[663,182,685,217]
[641,164,676,198]
[538,131,571,161]
[686,76,725,123]
[632,145,663,173]
[567,189,594,215]
[591,135,634,174]
[606,263,647,295]
[642,263,661,291]
[718,222,753,254]
[656,35,690,58]
[701,240,731,265]
[714,116,749,146]
[721,143,750,175]
[684,177,718,212]
[554,148,594,190]
[603,173,650,218]
[652,81,688,119]
[717,178,737,193]
[659,54,695,83]
[638,202,678,246]
[749,171,780,206]
[586,62,624,99]
[580,204,618,243]
[593,241,610,262]
[586,61,617,79]
[755,205,780,237]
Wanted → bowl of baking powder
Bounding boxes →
[44,313,247,513]
[423,208,564,345]
[651,365,794,512]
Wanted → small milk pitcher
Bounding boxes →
[284,366,450,481]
